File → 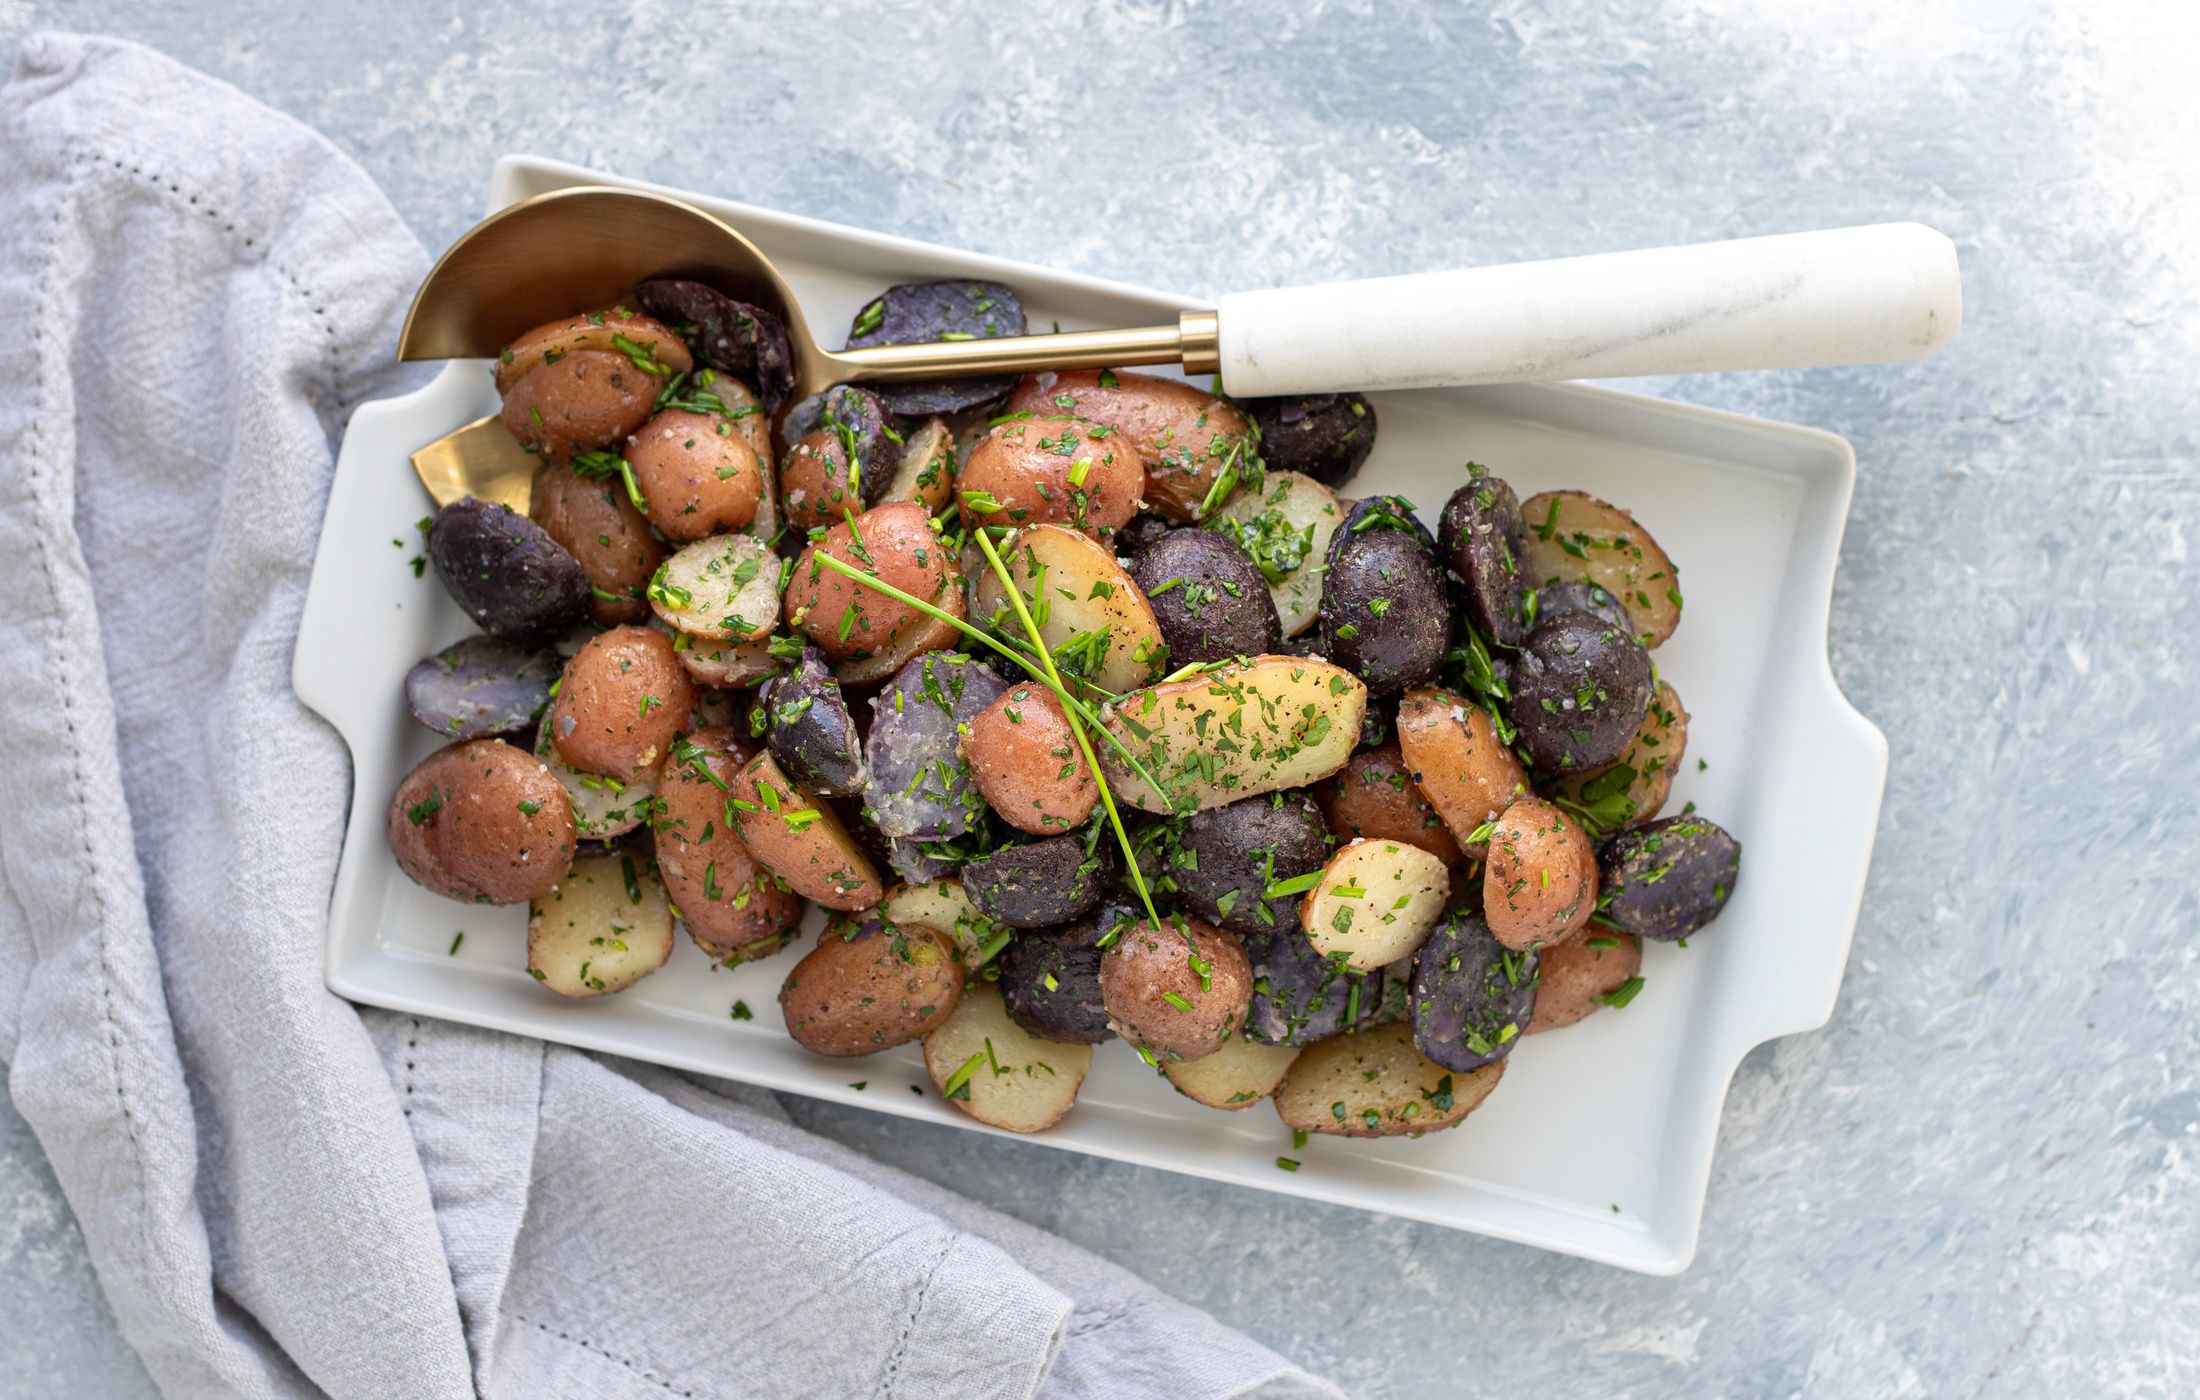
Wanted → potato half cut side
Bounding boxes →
[534,722,658,839]
[1274,1021,1505,1138]
[649,533,779,642]
[526,852,675,997]
[1519,490,1682,647]
[970,523,1165,694]
[923,983,1094,1133]
[1099,655,1365,813]
[1301,838,1449,971]
[878,879,1005,964]
[1209,470,1343,637]
[1163,1034,1300,1109]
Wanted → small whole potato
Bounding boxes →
[780,919,964,1057]
[1098,917,1253,1062]
[962,684,1096,835]
[1318,497,1451,698]
[1527,928,1643,1033]
[529,462,663,625]
[956,415,1143,539]
[1318,742,1463,865]
[388,740,575,905]
[1482,796,1598,950]
[495,307,689,463]
[1005,371,1256,522]
[623,408,764,540]
[1506,610,1655,776]
[654,727,804,961]
[546,625,697,777]
[783,501,965,683]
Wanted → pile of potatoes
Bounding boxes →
[388,275,1743,1145]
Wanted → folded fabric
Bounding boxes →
[0,32,1339,1400]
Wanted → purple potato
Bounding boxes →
[863,652,1009,843]
[761,646,865,796]
[1171,791,1331,938]
[1528,579,1632,633]
[1241,927,1385,1047]
[425,498,591,643]
[1318,495,1450,698]
[1239,392,1376,487]
[963,836,1108,929]
[1131,528,1281,667]
[844,280,1027,415]
[996,922,1112,1044]
[403,635,559,740]
[773,384,898,506]
[1596,815,1741,942]
[1438,471,1530,646]
[634,278,794,409]
[1409,901,1539,1071]
[1504,610,1654,775]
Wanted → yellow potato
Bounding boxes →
[924,983,1094,1132]
[1099,656,1365,813]
[1274,1021,1505,1138]
[1520,490,1683,647]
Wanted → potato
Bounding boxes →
[1596,815,1741,942]
[1520,490,1683,647]
[781,919,963,1057]
[1505,610,1654,776]
[426,498,591,643]
[529,463,663,625]
[726,749,883,911]
[1274,1020,1505,1138]
[1098,656,1366,813]
[1004,371,1256,523]
[962,836,1107,929]
[532,720,659,840]
[760,647,866,797]
[1209,469,1343,636]
[1547,681,1689,829]
[1438,469,1531,647]
[1395,687,1528,856]
[634,280,794,409]
[497,350,659,465]
[783,501,965,684]
[1162,1034,1299,1110]
[624,408,764,541]
[995,921,1111,1044]
[1482,796,1598,950]
[1131,528,1281,666]
[1317,742,1462,865]
[845,280,1026,415]
[1098,917,1253,1062]
[1318,496,1450,699]
[647,533,779,644]
[494,307,693,396]
[864,652,1009,845]
[962,683,1096,834]
[687,370,773,463]
[1238,392,1376,488]
[404,635,558,741]
[882,416,956,512]
[1526,929,1642,1034]
[526,851,675,997]
[969,524,1165,694]
[545,625,696,777]
[773,386,899,530]
[1409,903,1538,1071]
[1242,924,1387,1046]
[388,740,576,905]
[877,879,1003,965]
[654,728,803,961]
[924,983,1093,1132]
[1301,838,1449,971]
[671,633,778,688]
[956,415,1143,539]
[1172,792,1332,938]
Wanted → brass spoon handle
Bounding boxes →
[828,312,1220,382]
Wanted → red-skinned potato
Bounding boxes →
[624,408,764,540]
[494,309,690,464]
[955,415,1143,538]
[529,463,663,625]
[1005,370,1256,522]
[1396,687,1528,856]
[1527,928,1643,1033]
[782,501,964,684]
[961,684,1097,835]
[494,307,693,396]
[1098,917,1254,1062]
[1482,796,1598,950]
[1318,742,1463,864]
[546,626,697,777]
[781,919,962,1056]
[653,728,804,961]
[388,740,575,905]
[725,750,884,911]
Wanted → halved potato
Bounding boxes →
[526,851,675,997]
[1301,838,1449,971]
[726,750,883,911]
[1098,656,1366,813]
[877,879,1004,964]
[649,533,779,642]
[494,307,693,395]
[970,524,1165,694]
[1209,470,1343,637]
[1482,795,1598,950]
[1163,1034,1300,1109]
[1396,686,1529,856]
[534,721,658,840]
[671,633,778,688]
[883,416,956,512]
[1519,490,1683,647]
[1274,1021,1505,1138]
[1547,680,1689,829]
[923,983,1094,1133]
[782,919,962,1056]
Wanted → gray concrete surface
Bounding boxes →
[3,1,2195,1395]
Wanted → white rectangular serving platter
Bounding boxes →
[297,154,1886,1274]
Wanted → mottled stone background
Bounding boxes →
[2,1,2193,1395]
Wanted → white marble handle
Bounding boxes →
[1214,222,1961,396]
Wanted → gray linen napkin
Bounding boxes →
[0,33,1341,1400]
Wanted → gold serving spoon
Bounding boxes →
[403,184,1960,511]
